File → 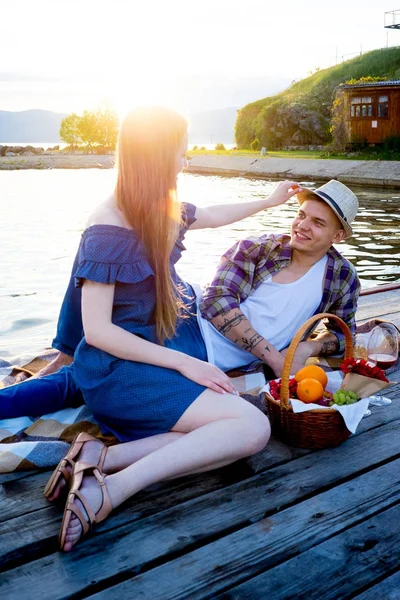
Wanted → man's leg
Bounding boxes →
[0,364,83,419]
[262,364,276,380]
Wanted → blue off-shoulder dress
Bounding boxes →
[73,203,208,442]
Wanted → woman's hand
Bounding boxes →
[178,355,237,395]
[265,180,303,208]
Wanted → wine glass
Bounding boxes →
[367,324,398,406]
[353,333,370,361]
[351,333,374,417]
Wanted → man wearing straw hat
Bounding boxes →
[199,179,360,378]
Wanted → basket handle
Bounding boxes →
[280,313,354,408]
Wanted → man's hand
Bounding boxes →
[277,335,340,378]
[34,351,74,378]
[281,340,319,365]
[273,341,318,378]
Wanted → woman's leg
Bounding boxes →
[62,390,270,550]
[48,431,185,501]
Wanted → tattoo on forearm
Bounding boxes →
[261,345,271,360]
[216,311,265,354]
[321,340,339,355]
[261,345,271,359]
[241,333,263,352]
[217,312,248,335]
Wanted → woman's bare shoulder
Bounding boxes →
[86,196,131,229]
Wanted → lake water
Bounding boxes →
[1,170,399,357]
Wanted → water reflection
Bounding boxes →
[178,176,400,289]
[348,188,400,285]
[1,170,399,355]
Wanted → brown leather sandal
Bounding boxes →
[44,432,107,500]
[59,461,112,551]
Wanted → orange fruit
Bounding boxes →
[294,365,328,388]
[296,378,324,403]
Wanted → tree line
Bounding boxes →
[60,108,119,153]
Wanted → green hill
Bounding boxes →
[235,47,400,149]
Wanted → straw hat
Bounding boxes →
[297,180,359,239]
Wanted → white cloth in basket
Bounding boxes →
[261,371,370,435]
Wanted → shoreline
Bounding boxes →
[0,153,114,170]
[186,155,400,188]
[1,153,400,188]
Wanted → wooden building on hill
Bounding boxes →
[384,9,400,30]
[340,80,400,145]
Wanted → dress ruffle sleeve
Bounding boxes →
[74,225,154,288]
[171,203,197,265]
[180,202,197,233]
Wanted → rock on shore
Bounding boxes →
[0,152,115,170]
[0,144,60,157]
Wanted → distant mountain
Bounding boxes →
[0,109,66,143]
[188,107,239,145]
[177,76,292,114]
[0,107,239,146]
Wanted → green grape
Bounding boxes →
[333,390,359,406]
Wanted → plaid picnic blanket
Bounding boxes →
[0,350,266,473]
[0,350,117,473]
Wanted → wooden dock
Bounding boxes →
[1,289,399,600]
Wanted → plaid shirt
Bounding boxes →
[200,233,360,354]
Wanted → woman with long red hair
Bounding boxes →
[46,106,299,551]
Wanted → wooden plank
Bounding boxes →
[0,510,61,573]
[358,289,400,304]
[356,382,400,435]
[1,392,400,566]
[1,423,399,597]
[214,505,400,600]
[0,387,397,527]
[0,374,399,555]
[0,437,310,522]
[0,471,51,521]
[357,291,399,309]
[352,571,400,600]
[360,283,400,297]
[73,462,400,600]
[2,374,399,509]
[357,292,400,324]
[358,311,400,329]
[0,470,38,485]
[2,375,399,523]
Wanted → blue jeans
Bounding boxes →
[0,365,83,419]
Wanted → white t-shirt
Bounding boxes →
[196,255,327,372]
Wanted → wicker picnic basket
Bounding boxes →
[264,313,354,449]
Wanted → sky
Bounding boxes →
[1,0,399,117]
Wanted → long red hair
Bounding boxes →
[115,107,188,343]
